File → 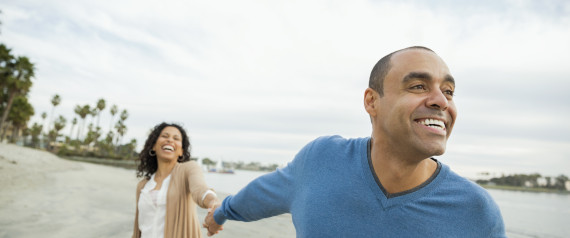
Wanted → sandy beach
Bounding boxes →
[0,143,295,238]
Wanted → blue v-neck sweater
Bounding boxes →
[214,136,506,237]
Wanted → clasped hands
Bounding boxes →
[203,200,224,236]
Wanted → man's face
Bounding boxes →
[372,49,457,158]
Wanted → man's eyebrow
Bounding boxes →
[402,72,432,83]
[445,75,455,87]
[402,71,455,87]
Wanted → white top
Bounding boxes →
[138,173,217,238]
[138,173,171,238]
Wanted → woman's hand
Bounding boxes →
[203,201,223,236]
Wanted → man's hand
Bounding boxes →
[203,201,223,236]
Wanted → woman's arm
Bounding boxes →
[184,161,218,208]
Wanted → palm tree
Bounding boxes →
[0,55,35,141]
[0,44,13,112]
[108,104,118,134]
[81,105,91,140]
[114,120,127,147]
[84,123,95,146]
[87,106,96,126]
[75,104,90,140]
[113,109,129,147]
[3,95,34,143]
[0,44,14,98]
[119,109,129,122]
[96,98,105,128]
[69,117,77,139]
[74,106,81,140]
[40,111,47,146]
[22,127,31,146]
[0,43,13,80]
[30,122,42,148]
[47,94,61,133]
[52,115,67,136]
[41,112,47,129]
[47,115,66,150]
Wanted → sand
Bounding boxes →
[0,143,295,238]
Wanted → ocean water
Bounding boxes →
[204,169,268,194]
[487,189,570,238]
[205,170,570,237]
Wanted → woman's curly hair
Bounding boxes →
[136,122,191,179]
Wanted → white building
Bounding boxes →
[565,181,570,191]
[537,177,548,187]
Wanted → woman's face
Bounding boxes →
[152,126,184,162]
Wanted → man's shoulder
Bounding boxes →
[444,169,486,190]
[437,166,506,236]
[291,135,368,169]
[308,135,368,149]
[440,167,499,208]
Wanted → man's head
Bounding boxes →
[364,46,457,159]
[368,46,435,97]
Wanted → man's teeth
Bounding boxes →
[162,145,174,151]
[419,119,445,130]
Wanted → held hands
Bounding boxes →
[203,200,224,236]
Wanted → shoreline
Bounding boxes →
[480,184,570,195]
[59,155,278,173]
[0,143,295,238]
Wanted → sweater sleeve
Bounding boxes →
[212,137,319,225]
[213,164,296,224]
[184,161,213,209]
[132,179,147,238]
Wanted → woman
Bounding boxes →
[133,122,219,238]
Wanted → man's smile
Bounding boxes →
[415,118,447,134]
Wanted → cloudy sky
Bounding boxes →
[2,0,569,178]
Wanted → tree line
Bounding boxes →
[201,158,280,172]
[29,94,137,160]
[476,173,569,191]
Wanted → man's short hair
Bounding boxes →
[368,46,435,97]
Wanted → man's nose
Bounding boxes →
[426,89,449,111]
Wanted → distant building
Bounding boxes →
[537,177,548,187]
[550,177,558,187]
[565,181,570,191]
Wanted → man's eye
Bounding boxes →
[444,90,455,96]
[410,85,425,90]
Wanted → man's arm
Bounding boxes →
[202,137,321,235]
[214,165,296,224]
[202,166,296,236]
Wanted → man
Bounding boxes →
[203,46,506,237]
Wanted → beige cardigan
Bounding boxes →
[133,161,212,238]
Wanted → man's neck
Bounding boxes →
[369,137,438,194]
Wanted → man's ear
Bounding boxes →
[364,88,378,117]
